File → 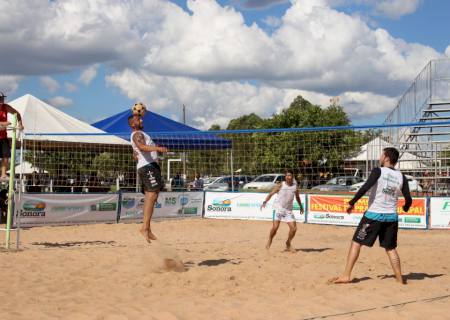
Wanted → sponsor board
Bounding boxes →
[429,198,450,229]
[119,192,204,222]
[204,192,306,222]
[15,193,119,227]
[307,195,427,229]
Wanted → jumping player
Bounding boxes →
[129,115,167,243]
[331,147,412,284]
[261,170,304,251]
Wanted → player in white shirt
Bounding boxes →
[261,170,304,251]
[129,115,168,243]
[331,147,412,284]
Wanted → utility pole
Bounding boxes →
[182,104,186,184]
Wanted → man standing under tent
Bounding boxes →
[261,170,304,251]
[331,147,412,284]
[0,92,24,181]
[129,115,168,243]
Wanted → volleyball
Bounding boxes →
[132,102,147,117]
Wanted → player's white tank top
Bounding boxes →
[274,181,297,211]
[367,167,403,214]
[131,131,157,169]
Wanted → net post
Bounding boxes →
[5,114,17,249]
[230,150,234,192]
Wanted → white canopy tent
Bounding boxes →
[7,161,47,175]
[347,137,429,170]
[7,94,129,145]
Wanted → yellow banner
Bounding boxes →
[309,195,426,216]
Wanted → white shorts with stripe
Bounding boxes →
[273,208,295,222]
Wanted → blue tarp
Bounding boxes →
[92,109,231,150]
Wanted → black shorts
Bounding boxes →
[138,162,164,193]
[0,139,10,159]
[352,215,398,250]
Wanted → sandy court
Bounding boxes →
[0,219,449,320]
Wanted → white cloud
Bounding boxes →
[65,82,78,92]
[446,45,450,58]
[79,64,99,85]
[262,15,282,28]
[133,0,441,96]
[0,0,146,75]
[325,1,422,19]
[374,0,421,19]
[106,69,397,129]
[0,0,444,127]
[0,76,22,95]
[48,96,74,108]
[0,0,441,94]
[39,76,60,93]
[339,91,398,116]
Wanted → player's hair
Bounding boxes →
[128,115,135,126]
[285,169,294,175]
[383,147,399,165]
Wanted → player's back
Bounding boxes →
[367,167,403,213]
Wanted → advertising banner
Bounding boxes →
[307,195,427,229]
[119,192,204,222]
[204,192,306,222]
[429,198,450,229]
[14,193,119,227]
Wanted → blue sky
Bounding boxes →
[2,0,449,129]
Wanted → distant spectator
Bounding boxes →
[27,170,41,192]
[193,174,204,190]
[0,188,7,223]
[171,173,184,191]
[73,172,83,193]
[422,170,433,196]
[319,172,327,185]
[88,174,99,192]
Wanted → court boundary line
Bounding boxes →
[302,294,450,320]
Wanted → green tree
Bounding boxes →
[208,124,221,131]
[224,95,374,182]
[227,113,265,130]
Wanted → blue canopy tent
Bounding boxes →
[93,109,238,190]
[92,109,231,150]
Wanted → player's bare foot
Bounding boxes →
[285,241,295,252]
[266,239,272,250]
[328,276,352,284]
[396,275,406,285]
[139,229,151,243]
[148,231,157,240]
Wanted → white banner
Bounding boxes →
[14,193,119,227]
[119,192,204,222]
[204,192,306,222]
[430,198,450,229]
[307,194,427,229]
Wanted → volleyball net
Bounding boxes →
[14,121,450,196]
